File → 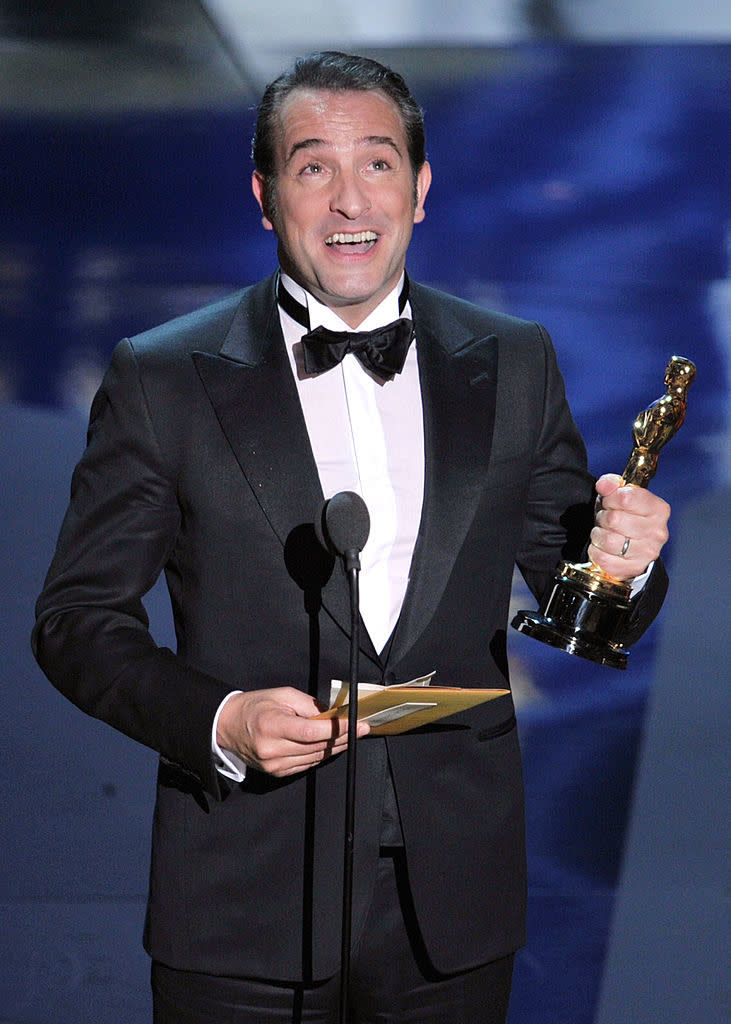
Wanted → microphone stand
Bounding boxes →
[339,548,360,1024]
[315,490,370,1024]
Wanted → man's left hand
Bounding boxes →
[589,473,670,581]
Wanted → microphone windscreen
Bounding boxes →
[317,491,370,555]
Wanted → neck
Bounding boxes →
[278,273,409,332]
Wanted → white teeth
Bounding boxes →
[325,231,378,245]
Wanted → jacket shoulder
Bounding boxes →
[409,280,542,343]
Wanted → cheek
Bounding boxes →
[391,194,420,229]
[281,205,321,243]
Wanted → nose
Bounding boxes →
[329,169,370,219]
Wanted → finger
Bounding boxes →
[252,716,370,775]
[590,518,660,563]
[588,530,657,580]
[589,526,636,558]
[588,546,651,580]
[282,714,370,752]
[249,736,341,774]
[262,726,369,777]
[598,483,670,520]
[593,505,642,541]
[283,715,370,754]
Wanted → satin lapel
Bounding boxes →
[387,287,499,666]
[191,276,374,659]
[192,278,323,541]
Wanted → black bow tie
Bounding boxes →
[277,277,413,382]
[299,319,413,380]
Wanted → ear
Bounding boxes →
[412,161,432,225]
[252,171,274,231]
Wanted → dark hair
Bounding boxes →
[252,51,426,198]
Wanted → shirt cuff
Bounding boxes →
[212,690,247,782]
[629,561,654,598]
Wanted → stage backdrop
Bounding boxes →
[1,43,728,1024]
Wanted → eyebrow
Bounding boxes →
[285,135,404,166]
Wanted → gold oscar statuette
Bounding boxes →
[511,355,696,669]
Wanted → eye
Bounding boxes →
[370,158,391,171]
[301,161,323,175]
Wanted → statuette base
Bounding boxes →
[512,561,632,670]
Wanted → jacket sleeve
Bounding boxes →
[32,338,231,798]
[515,325,667,646]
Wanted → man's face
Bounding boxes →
[252,88,431,328]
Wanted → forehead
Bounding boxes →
[275,88,407,163]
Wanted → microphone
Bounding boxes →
[316,491,370,572]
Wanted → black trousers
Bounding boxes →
[152,849,514,1024]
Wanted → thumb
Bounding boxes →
[594,472,624,499]
[278,688,323,718]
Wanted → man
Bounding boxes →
[33,52,670,1023]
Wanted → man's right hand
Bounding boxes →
[216,687,370,777]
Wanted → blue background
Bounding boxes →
[1,43,728,1023]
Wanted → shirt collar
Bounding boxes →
[278,271,410,334]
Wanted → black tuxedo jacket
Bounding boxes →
[33,274,667,981]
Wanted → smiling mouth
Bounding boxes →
[324,231,378,248]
